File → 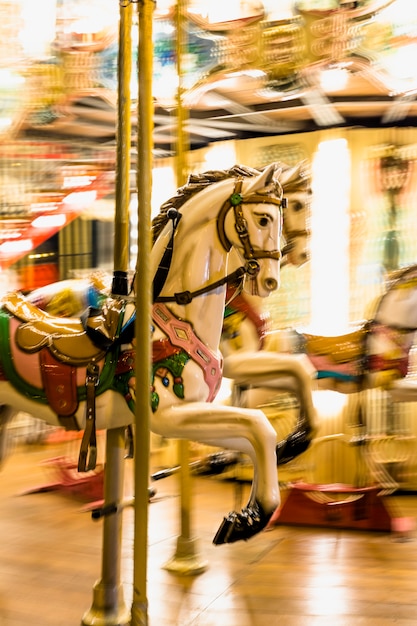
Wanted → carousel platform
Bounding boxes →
[1,435,417,625]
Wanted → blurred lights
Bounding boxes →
[310,138,350,335]
[32,214,66,229]
[62,190,97,207]
[319,67,349,93]
[0,239,33,254]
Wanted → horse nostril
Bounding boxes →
[264,278,278,292]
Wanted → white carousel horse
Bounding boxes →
[221,160,319,464]
[0,162,286,544]
[25,160,318,471]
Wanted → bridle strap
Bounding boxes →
[216,178,283,261]
[367,318,417,334]
[281,229,311,257]
[153,209,182,301]
[155,265,249,305]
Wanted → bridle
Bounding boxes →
[216,177,284,263]
[153,177,284,305]
[280,197,311,262]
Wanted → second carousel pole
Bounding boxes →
[81,2,132,625]
[163,0,208,576]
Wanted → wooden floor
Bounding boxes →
[1,434,417,625]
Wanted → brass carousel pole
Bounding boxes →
[81,1,132,625]
[131,0,154,624]
[163,0,208,576]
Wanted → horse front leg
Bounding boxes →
[224,351,318,465]
[272,353,319,465]
[152,402,280,545]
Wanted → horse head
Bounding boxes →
[279,160,312,267]
[216,162,283,298]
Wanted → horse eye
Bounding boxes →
[258,215,270,228]
[293,201,304,212]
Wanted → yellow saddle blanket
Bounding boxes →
[2,291,105,366]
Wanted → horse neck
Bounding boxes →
[153,185,234,352]
[223,289,270,353]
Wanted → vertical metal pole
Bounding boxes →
[112,0,133,297]
[163,0,207,576]
[81,3,132,625]
[131,0,154,624]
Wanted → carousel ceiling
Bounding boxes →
[1,0,417,270]
[13,0,417,155]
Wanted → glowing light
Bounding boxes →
[188,0,263,24]
[62,190,97,207]
[319,67,349,93]
[0,69,25,88]
[32,214,66,229]
[203,143,237,171]
[19,0,56,57]
[383,44,417,88]
[313,390,348,421]
[0,239,33,254]
[0,118,13,131]
[310,138,350,335]
[151,167,176,219]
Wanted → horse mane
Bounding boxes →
[151,164,260,244]
[151,160,311,244]
[279,159,312,195]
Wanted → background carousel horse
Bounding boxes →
[221,160,319,465]
[0,162,287,544]
[270,263,417,396]
[223,264,417,474]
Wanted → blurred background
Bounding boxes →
[2,0,417,491]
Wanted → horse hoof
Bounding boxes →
[212,502,272,545]
[276,426,313,465]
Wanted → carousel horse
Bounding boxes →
[270,263,417,396]
[221,160,319,465]
[223,264,417,454]
[24,160,316,473]
[0,162,289,544]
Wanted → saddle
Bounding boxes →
[2,291,106,366]
[302,328,366,365]
[2,292,126,472]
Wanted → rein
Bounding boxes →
[155,265,253,305]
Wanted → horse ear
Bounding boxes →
[280,159,311,190]
[279,163,299,187]
[243,162,282,195]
